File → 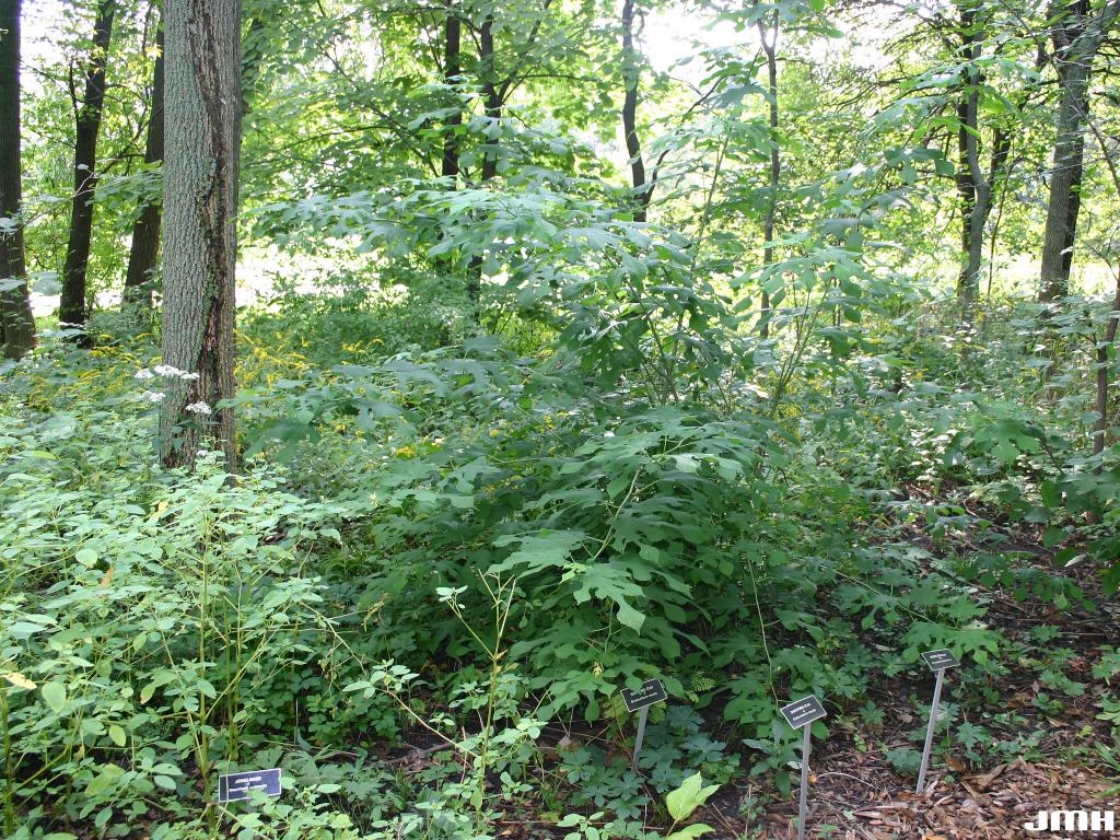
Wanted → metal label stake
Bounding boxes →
[620,678,667,773]
[632,704,650,773]
[780,695,827,840]
[917,649,960,793]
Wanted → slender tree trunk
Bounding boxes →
[0,0,35,360]
[465,13,501,306]
[954,6,983,314]
[479,15,500,183]
[124,25,164,309]
[1038,0,1120,303]
[620,0,649,222]
[757,4,778,339]
[159,0,241,470]
[983,125,1012,295]
[442,2,461,182]
[59,0,115,333]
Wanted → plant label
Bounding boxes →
[621,678,667,713]
[916,653,958,793]
[921,649,960,671]
[780,695,827,729]
[217,768,282,803]
[778,695,826,840]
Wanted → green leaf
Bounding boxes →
[75,548,99,567]
[666,825,716,840]
[1040,480,1062,510]
[489,530,586,575]
[41,681,67,713]
[665,772,720,822]
[6,620,54,639]
[85,763,125,797]
[615,599,646,631]
[933,156,956,177]
[1043,528,1068,548]
[109,724,127,747]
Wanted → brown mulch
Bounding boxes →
[736,754,1118,840]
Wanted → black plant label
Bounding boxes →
[921,649,960,671]
[621,678,667,712]
[780,695,827,729]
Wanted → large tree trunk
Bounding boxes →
[620,0,649,222]
[0,0,34,360]
[59,0,115,333]
[159,0,241,471]
[1039,59,1090,303]
[1038,0,1120,303]
[124,25,165,310]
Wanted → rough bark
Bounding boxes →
[479,15,500,183]
[0,0,34,359]
[954,5,985,314]
[1039,59,1090,302]
[1038,0,1120,303]
[621,0,649,222]
[159,0,241,470]
[59,0,115,332]
[442,2,462,182]
[124,25,164,309]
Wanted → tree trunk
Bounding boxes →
[954,6,984,315]
[59,0,115,333]
[0,0,34,360]
[466,13,501,305]
[479,15,501,183]
[159,0,241,471]
[124,25,164,310]
[1039,59,1090,303]
[442,2,462,182]
[620,0,649,222]
[1038,0,1120,303]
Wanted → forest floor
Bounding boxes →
[689,556,1120,840]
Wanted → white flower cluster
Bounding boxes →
[134,365,200,382]
[135,365,202,409]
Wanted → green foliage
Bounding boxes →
[0,352,364,834]
[240,271,475,370]
[664,772,719,840]
[18,0,1120,827]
